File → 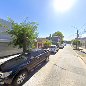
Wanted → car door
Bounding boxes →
[27,51,39,70]
[38,50,46,63]
[34,50,42,65]
[41,50,47,61]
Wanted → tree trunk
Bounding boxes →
[23,44,27,53]
[76,42,78,50]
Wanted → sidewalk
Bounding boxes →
[79,47,86,54]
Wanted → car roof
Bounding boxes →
[32,49,43,51]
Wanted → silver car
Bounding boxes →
[49,45,59,53]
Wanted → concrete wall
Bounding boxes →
[0,19,23,57]
[80,40,86,49]
[0,42,22,57]
[0,18,12,40]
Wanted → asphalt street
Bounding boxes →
[23,44,86,86]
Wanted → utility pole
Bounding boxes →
[76,30,79,49]
[77,30,79,39]
[49,34,52,40]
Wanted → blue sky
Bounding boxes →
[0,0,86,40]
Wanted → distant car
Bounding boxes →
[63,43,66,46]
[0,49,50,85]
[59,44,64,49]
[49,45,59,53]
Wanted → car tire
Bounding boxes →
[45,56,49,62]
[12,70,28,86]
[56,50,59,52]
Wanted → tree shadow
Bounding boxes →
[73,48,83,51]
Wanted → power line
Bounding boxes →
[72,24,86,38]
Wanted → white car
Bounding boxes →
[59,44,64,49]
[49,45,59,53]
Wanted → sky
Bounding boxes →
[0,0,86,40]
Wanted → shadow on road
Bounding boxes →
[50,52,56,55]
[73,48,83,50]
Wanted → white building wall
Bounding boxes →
[0,19,22,57]
[0,18,12,40]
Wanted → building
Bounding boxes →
[0,18,12,41]
[0,18,22,57]
[52,36,61,43]
[46,36,61,46]
[78,37,86,48]
[35,38,49,48]
[0,18,12,52]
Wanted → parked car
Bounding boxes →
[59,44,64,49]
[0,49,50,86]
[63,43,66,46]
[49,45,59,53]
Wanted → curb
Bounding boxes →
[71,46,86,64]
[80,50,86,54]
[71,46,86,54]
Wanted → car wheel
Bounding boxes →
[45,56,49,62]
[12,70,28,86]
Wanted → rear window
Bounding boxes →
[31,50,45,56]
[31,51,39,57]
[38,50,44,54]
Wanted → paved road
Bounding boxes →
[23,45,86,86]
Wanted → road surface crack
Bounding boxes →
[53,64,66,70]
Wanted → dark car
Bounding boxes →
[0,49,50,86]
